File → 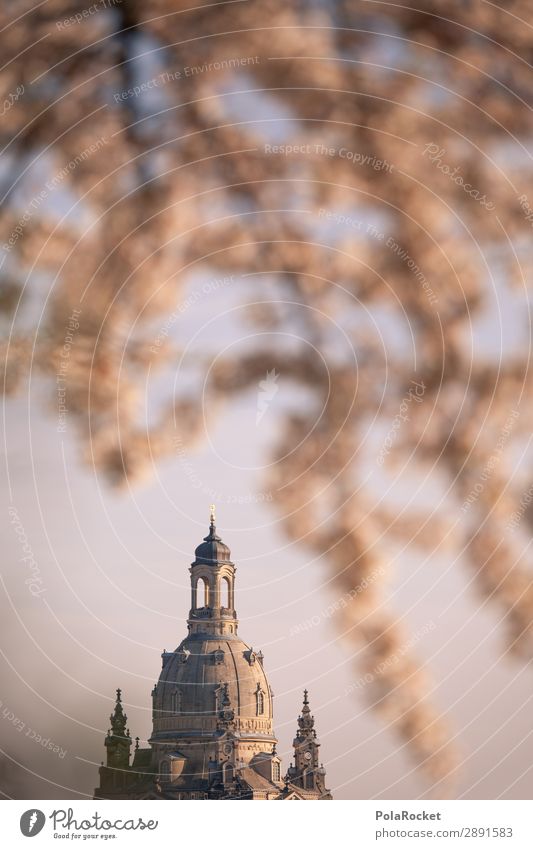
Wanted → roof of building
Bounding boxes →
[152,635,274,740]
[131,747,154,770]
[238,767,281,794]
[192,513,233,567]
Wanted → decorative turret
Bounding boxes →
[104,689,132,770]
[285,691,331,798]
[217,682,236,730]
[297,689,314,735]
[95,689,136,798]
[193,506,233,566]
[188,506,238,637]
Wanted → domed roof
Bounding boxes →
[192,514,233,567]
[152,633,273,741]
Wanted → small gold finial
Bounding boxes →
[210,504,216,526]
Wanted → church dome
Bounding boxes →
[149,509,276,768]
[152,634,273,741]
[192,516,233,567]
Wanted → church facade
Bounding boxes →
[94,512,332,800]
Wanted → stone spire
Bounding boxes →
[286,691,331,798]
[109,689,128,735]
[297,689,315,738]
[104,689,132,772]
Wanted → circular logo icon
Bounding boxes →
[20,810,46,837]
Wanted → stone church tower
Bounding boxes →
[95,511,332,799]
